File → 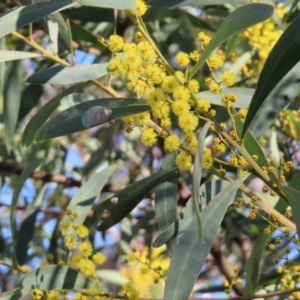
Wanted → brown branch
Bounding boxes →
[141,287,300,300]
[210,240,244,296]
[0,162,82,187]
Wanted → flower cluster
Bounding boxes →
[119,247,169,297]
[58,209,106,278]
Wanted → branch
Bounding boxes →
[0,162,82,187]
[210,240,244,296]
[141,287,300,300]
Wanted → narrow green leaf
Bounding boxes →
[47,20,59,55]
[0,50,40,62]
[16,184,48,265]
[22,83,85,146]
[0,38,5,100]
[10,159,43,266]
[163,174,250,300]
[242,14,300,138]
[76,0,136,9]
[225,32,238,56]
[95,167,177,231]
[0,288,30,300]
[153,180,231,248]
[63,6,114,23]
[47,12,71,53]
[245,231,273,296]
[270,129,280,168]
[234,114,276,180]
[197,88,254,108]
[284,110,300,141]
[149,0,248,8]
[4,51,23,150]
[18,83,44,122]
[248,61,300,139]
[193,121,211,240]
[155,152,177,252]
[188,3,273,80]
[27,63,108,84]
[229,50,254,75]
[0,0,76,38]
[96,270,129,285]
[67,165,116,225]
[21,266,99,290]
[71,23,99,44]
[82,124,117,175]
[276,172,300,212]
[281,186,300,238]
[35,98,150,141]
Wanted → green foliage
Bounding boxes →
[164,174,250,300]
[1,1,300,300]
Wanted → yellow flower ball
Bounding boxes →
[79,240,93,257]
[176,51,190,67]
[107,35,124,53]
[93,253,106,265]
[197,98,211,112]
[176,153,192,170]
[141,128,157,147]
[164,135,181,152]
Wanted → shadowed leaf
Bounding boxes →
[95,167,178,231]
[22,83,85,146]
[35,98,150,141]
[242,14,300,138]
[155,152,177,252]
[152,180,231,248]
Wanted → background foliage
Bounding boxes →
[1,0,300,300]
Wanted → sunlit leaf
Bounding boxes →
[197,88,254,108]
[26,63,108,84]
[164,174,250,300]
[0,50,40,62]
[188,3,273,80]
[96,270,129,285]
[0,0,76,38]
[95,167,177,231]
[76,0,136,9]
[21,266,99,290]
[242,14,300,138]
[35,98,150,141]
[149,0,248,7]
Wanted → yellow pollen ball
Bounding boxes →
[176,51,190,67]
[164,135,181,152]
[176,153,192,170]
[141,128,157,147]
